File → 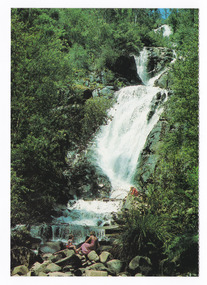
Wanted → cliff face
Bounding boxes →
[134,119,169,192]
[145,47,174,78]
[133,47,175,192]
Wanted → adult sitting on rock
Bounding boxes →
[77,231,100,255]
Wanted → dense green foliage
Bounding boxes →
[118,9,199,275]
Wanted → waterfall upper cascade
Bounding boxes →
[30,48,168,244]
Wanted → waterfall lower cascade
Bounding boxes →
[30,48,169,244]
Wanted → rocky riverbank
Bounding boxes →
[11,246,153,277]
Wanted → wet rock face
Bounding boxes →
[65,148,112,199]
[109,55,141,84]
[154,69,173,89]
[147,91,167,122]
[145,47,174,77]
[11,246,42,269]
[135,119,169,192]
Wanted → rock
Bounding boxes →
[64,272,74,276]
[38,272,47,276]
[30,261,42,274]
[160,258,176,276]
[99,251,113,263]
[99,86,114,99]
[145,47,174,78]
[63,248,75,257]
[47,272,70,277]
[154,70,173,89]
[87,250,99,262]
[55,251,82,268]
[11,246,41,269]
[110,55,140,84]
[30,260,51,276]
[86,263,108,272]
[40,241,64,254]
[11,225,41,250]
[49,253,63,263]
[62,265,73,272]
[85,270,108,276]
[106,259,124,275]
[99,245,113,252]
[12,265,29,276]
[42,253,53,260]
[129,256,152,276]
[74,269,83,276]
[92,89,99,98]
[134,119,169,192]
[135,273,143,277]
[129,256,143,271]
[11,274,20,277]
[147,91,167,122]
[45,263,62,273]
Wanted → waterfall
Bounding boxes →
[30,48,167,244]
[135,47,149,85]
[93,50,164,199]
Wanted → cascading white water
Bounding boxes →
[93,51,165,199]
[135,47,149,85]
[93,86,163,198]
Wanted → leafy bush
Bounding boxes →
[81,97,114,141]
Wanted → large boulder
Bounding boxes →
[106,259,124,275]
[39,241,64,254]
[128,256,152,276]
[11,265,29,276]
[45,263,62,273]
[55,251,82,268]
[85,270,108,276]
[11,225,41,250]
[160,258,176,276]
[86,263,108,272]
[47,272,71,276]
[99,251,113,263]
[87,250,100,262]
[30,260,51,276]
[93,86,115,99]
[11,246,42,269]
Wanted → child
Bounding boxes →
[54,234,78,255]
[66,234,78,253]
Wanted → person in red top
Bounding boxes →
[130,187,139,196]
[54,234,78,255]
[66,234,78,253]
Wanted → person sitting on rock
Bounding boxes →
[77,231,100,255]
[66,234,78,253]
[54,234,78,255]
